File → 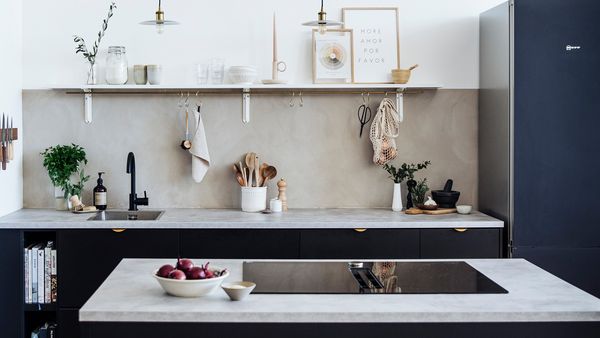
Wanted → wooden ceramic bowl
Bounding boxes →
[417,204,438,211]
[392,69,411,84]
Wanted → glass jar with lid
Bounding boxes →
[105,46,128,85]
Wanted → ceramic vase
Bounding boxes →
[54,186,68,211]
[392,183,403,212]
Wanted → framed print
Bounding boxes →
[342,7,400,83]
[312,29,355,84]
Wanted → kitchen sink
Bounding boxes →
[87,210,164,221]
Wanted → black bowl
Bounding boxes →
[431,190,460,209]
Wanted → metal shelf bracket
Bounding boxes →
[396,88,405,122]
[84,89,93,124]
[242,88,251,124]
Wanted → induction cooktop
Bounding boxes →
[243,261,507,294]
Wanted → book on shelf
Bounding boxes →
[37,244,44,304]
[30,243,43,304]
[51,245,57,303]
[31,322,56,338]
[44,242,53,303]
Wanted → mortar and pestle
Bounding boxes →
[431,179,460,208]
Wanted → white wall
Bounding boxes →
[0,0,23,216]
[23,0,504,89]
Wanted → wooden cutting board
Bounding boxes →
[405,208,457,215]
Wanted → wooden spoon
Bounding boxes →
[259,163,268,185]
[235,172,246,187]
[261,166,278,187]
[245,152,256,186]
[409,64,419,71]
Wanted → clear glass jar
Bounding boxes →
[105,46,128,84]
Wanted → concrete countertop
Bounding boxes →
[79,258,600,323]
[0,208,503,229]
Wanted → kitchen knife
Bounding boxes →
[8,117,13,161]
[1,114,6,170]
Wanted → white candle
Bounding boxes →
[273,12,278,62]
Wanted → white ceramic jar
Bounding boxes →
[105,46,128,85]
[241,187,267,212]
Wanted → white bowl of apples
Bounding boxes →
[153,259,229,298]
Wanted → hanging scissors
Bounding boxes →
[357,93,372,138]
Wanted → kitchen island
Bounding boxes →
[1,208,506,337]
[78,258,600,338]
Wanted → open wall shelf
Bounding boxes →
[50,83,442,124]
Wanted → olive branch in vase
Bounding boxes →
[73,2,117,67]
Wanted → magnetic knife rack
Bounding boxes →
[56,84,442,124]
[1,128,18,171]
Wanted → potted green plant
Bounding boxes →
[411,178,429,207]
[383,161,431,211]
[41,144,90,211]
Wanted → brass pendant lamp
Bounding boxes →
[140,0,179,34]
[302,0,343,34]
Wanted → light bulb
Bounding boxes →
[318,24,327,35]
[156,24,165,34]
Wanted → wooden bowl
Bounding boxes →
[391,69,411,84]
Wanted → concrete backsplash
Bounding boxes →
[22,89,478,209]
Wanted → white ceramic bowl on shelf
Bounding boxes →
[228,66,258,85]
[153,268,229,298]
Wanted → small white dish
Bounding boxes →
[222,281,256,301]
[153,268,229,298]
[456,205,473,215]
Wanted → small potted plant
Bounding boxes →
[383,161,430,211]
[411,178,429,207]
[73,2,117,84]
[41,144,90,211]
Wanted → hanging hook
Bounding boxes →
[289,92,295,107]
[299,92,304,107]
[361,92,366,104]
[366,92,370,105]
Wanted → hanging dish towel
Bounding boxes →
[189,108,211,183]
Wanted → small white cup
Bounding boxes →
[147,65,162,85]
[241,187,267,212]
[456,205,473,215]
[270,198,283,213]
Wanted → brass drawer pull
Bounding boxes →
[354,228,367,233]
[112,228,126,233]
[454,228,467,233]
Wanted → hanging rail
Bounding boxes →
[62,86,439,124]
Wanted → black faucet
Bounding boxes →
[126,152,149,211]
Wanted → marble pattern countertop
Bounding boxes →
[0,208,503,229]
[80,258,600,323]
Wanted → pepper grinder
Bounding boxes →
[277,178,288,211]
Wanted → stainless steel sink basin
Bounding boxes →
[87,210,164,221]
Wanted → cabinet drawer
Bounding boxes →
[300,229,420,259]
[420,228,501,259]
[58,230,179,308]
[180,230,300,259]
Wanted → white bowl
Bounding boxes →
[228,66,258,84]
[456,205,473,214]
[222,281,256,301]
[153,268,229,298]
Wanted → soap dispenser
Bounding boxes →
[93,172,108,210]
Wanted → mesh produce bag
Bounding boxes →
[370,98,401,165]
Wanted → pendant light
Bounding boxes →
[140,0,179,34]
[302,0,343,35]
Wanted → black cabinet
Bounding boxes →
[180,230,301,259]
[58,309,79,338]
[420,229,501,259]
[300,229,420,259]
[57,229,179,308]
[0,230,23,338]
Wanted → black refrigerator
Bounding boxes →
[479,0,600,297]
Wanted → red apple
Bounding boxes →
[168,269,186,280]
[157,264,175,278]
[176,258,194,273]
[187,266,206,280]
